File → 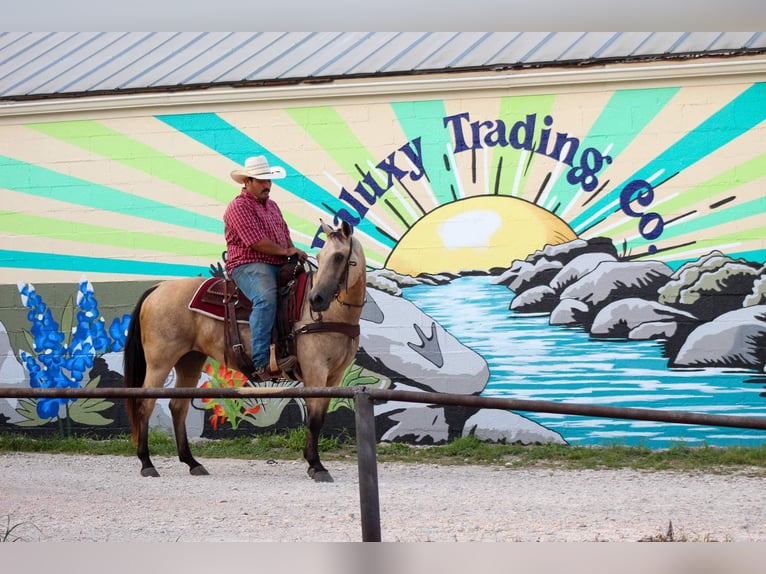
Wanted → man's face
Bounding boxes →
[245,177,272,202]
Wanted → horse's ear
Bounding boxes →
[340,220,353,238]
[320,218,334,237]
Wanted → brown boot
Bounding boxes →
[250,366,274,382]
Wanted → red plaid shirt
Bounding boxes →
[223,189,291,275]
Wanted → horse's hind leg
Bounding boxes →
[304,396,333,483]
[134,396,160,477]
[172,352,209,476]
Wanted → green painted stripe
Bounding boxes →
[0,249,207,277]
[0,155,223,234]
[27,120,234,204]
[573,82,766,231]
[549,87,679,212]
[285,106,412,226]
[606,152,766,238]
[623,209,766,253]
[496,94,556,197]
[391,99,458,206]
[0,210,222,259]
[155,112,394,251]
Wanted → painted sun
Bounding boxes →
[384,195,578,275]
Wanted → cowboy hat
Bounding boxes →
[230,156,286,183]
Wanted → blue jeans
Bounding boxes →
[231,262,280,369]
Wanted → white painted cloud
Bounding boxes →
[438,210,502,249]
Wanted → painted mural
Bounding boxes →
[1,77,765,448]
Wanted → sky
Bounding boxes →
[4,0,765,31]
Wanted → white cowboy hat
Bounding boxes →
[230,156,286,183]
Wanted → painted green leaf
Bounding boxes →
[22,329,36,356]
[68,398,113,425]
[14,399,49,426]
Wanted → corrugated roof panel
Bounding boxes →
[439,32,500,67]
[0,32,80,91]
[0,32,53,67]
[59,33,174,93]
[561,32,619,59]
[1,32,765,99]
[342,32,416,74]
[672,32,724,53]
[145,32,242,86]
[375,32,450,72]
[242,32,345,79]
[267,32,357,79]
[113,33,215,89]
[215,32,310,81]
[490,32,557,64]
[21,33,129,95]
[309,32,392,76]
[594,32,654,58]
[707,31,759,50]
[47,33,153,93]
[633,32,688,55]
[403,32,468,70]
[197,32,284,83]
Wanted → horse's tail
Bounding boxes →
[123,286,157,444]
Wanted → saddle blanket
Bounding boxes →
[188,273,309,324]
[188,277,250,323]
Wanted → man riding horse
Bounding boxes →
[224,156,308,381]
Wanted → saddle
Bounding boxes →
[188,261,309,380]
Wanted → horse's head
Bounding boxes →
[309,220,366,314]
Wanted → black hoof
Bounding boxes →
[308,468,334,483]
[141,467,160,477]
[190,465,209,476]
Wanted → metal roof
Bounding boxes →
[1,32,765,100]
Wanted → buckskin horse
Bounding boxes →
[123,220,366,482]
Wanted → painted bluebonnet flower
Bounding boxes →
[18,282,72,419]
[108,314,131,352]
[17,277,126,422]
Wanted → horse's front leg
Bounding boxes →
[169,397,209,476]
[304,396,333,482]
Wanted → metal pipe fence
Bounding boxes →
[1,385,765,541]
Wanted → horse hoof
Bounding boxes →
[308,468,334,483]
[190,465,209,476]
[141,467,160,477]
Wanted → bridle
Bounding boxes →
[308,233,365,323]
[334,235,366,309]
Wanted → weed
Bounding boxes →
[1,515,40,542]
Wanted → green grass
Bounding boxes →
[1,430,765,474]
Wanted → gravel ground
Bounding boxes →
[1,452,765,543]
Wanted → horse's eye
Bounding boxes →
[333,253,344,264]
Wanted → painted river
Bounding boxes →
[402,275,766,448]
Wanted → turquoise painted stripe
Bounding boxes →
[623,195,765,250]
[547,87,680,214]
[155,113,394,248]
[0,156,223,234]
[391,100,458,205]
[0,250,207,277]
[571,82,766,232]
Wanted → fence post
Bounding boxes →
[354,386,381,542]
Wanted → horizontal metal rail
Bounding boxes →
[1,384,764,541]
[1,385,765,430]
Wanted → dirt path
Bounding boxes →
[1,452,764,542]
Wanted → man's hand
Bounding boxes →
[285,246,308,263]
